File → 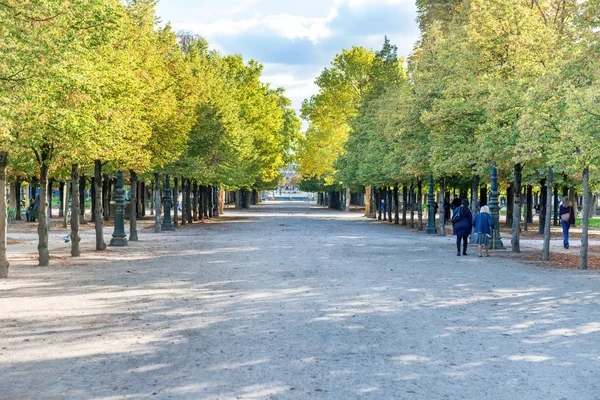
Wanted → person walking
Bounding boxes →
[452,198,473,256]
[559,196,574,249]
[472,205,495,257]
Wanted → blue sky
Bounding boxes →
[155,0,420,115]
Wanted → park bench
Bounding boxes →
[29,209,39,222]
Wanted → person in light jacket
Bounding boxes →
[452,199,473,256]
[472,205,495,257]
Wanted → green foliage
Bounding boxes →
[0,0,298,191]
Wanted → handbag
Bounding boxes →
[452,206,462,223]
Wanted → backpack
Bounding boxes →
[452,206,462,223]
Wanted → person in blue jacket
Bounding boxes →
[452,199,473,256]
[472,205,495,257]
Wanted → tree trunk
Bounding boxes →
[63,182,68,229]
[377,188,382,220]
[417,178,423,230]
[181,177,186,226]
[15,180,21,221]
[71,165,81,257]
[129,171,138,241]
[0,153,9,278]
[186,179,192,223]
[539,179,547,235]
[193,181,199,221]
[580,167,590,270]
[141,181,146,217]
[553,185,559,226]
[198,185,204,221]
[173,177,179,228]
[409,183,415,228]
[47,178,53,220]
[526,185,533,224]
[388,187,393,222]
[102,174,109,222]
[94,161,106,250]
[345,187,351,212]
[209,187,215,217]
[90,177,96,223]
[154,173,161,233]
[150,180,155,216]
[394,186,399,224]
[402,185,408,226]
[471,175,479,217]
[542,168,553,261]
[439,178,446,236]
[479,184,487,207]
[511,164,522,253]
[505,185,514,227]
[79,175,85,224]
[38,162,50,266]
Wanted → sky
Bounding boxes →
[155,0,420,117]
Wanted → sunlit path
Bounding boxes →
[2,201,600,399]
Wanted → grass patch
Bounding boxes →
[576,218,600,229]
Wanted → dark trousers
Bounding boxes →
[456,236,468,253]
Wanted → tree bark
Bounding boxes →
[505,184,514,227]
[47,178,53,220]
[209,186,215,217]
[417,178,423,230]
[141,181,146,217]
[181,177,186,226]
[402,185,408,226]
[539,179,547,235]
[154,173,161,233]
[79,175,85,224]
[394,186,399,224]
[38,161,50,266]
[377,188,382,220]
[553,184,559,226]
[102,174,109,222]
[193,181,199,221]
[542,168,553,261]
[409,183,415,228]
[0,153,9,278]
[63,182,68,229]
[388,187,393,222]
[581,167,590,270]
[15,180,22,221]
[94,161,106,250]
[173,177,179,228]
[439,178,446,236]
[150,180,155,216]
[90,177,96,223]
[471,175,480,217]
[526,185,533,224]
[71,165,80,257]
[511,164,522,253]
[129,171,138,241]
[186,179,192,223]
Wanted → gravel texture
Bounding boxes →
[1,201,600,400]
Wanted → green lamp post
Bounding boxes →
[162,174,175,231]
[426,174,437,234]
[109,171,128,247]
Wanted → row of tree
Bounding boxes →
[0,0,300,278]
[298,0,600,269]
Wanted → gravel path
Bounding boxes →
[1,201,599,400]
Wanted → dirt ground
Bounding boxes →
[1,202,599,399]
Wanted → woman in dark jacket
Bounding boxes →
[452,199,473,256]
[559,196,574,249]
